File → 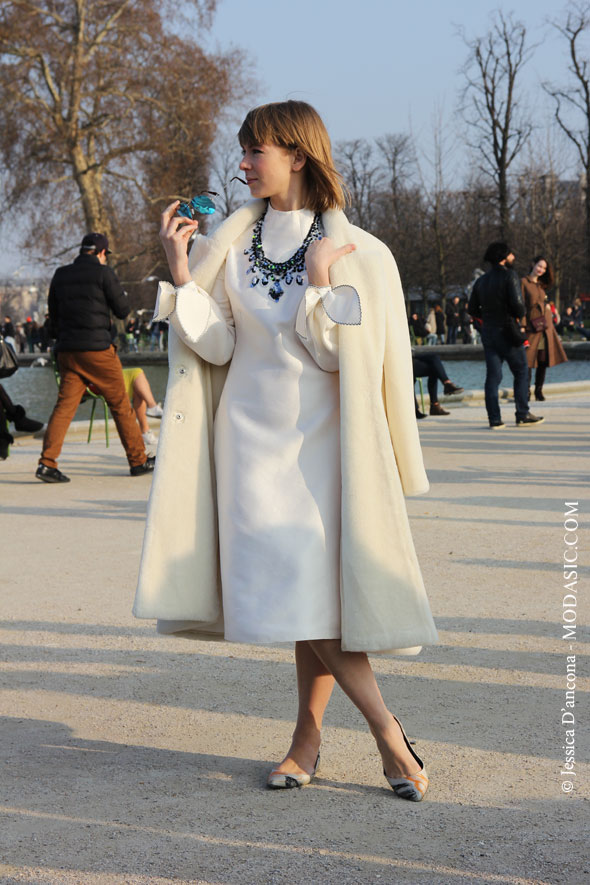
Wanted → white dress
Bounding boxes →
[169,204,361,643]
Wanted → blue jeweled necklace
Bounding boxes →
[244,206,323,301]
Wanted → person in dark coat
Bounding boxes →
[556,306,575,338]
[434,304,445,343]
[445,296,461,344]
[1,316,15,344]
[572,298,590,340]
[409,312,429,344]
[521,256,567,401]
[468,241,544,428]
[36,232,154,483]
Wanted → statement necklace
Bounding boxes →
[244,207,323,301]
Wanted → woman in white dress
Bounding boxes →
[144,101,436,801]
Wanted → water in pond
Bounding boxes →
[2,364,170,424]
[2,358,588,425]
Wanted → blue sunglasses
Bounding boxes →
[177,192,217,219]
[175,178,247,220]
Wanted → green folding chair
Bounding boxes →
[51,355,110,447]
[416,377,425,413]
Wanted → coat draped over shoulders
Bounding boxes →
[133,200,437,654]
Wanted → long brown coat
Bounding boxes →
[521,277,567,369]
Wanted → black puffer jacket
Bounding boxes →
[48,254,131,351]
[468,265,525,328]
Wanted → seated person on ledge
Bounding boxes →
[413,353,463,418]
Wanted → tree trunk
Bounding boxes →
[585,164,590,287]
[498,169,510,240]
[71,147,112,242]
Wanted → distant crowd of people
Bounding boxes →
[1,312,168,355]
[408,294,589,347]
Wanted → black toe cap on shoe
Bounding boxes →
[35,465,71,483]
[129,456,156,476]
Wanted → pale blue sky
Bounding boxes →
[1,0,578,278]
[205,0,570,144]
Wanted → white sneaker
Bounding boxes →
[142,430,158,448]
[146,403,163,418]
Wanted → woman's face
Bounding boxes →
[239,143,301,204]
[532,259,547,279]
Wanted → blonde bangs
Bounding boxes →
[238,101,347,213]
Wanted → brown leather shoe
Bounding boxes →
[429,403,450,416]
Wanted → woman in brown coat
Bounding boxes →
[521,257,567,401]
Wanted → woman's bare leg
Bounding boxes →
[132,394,150,433]
[131,371,157,433]
[270,640,335,777]
[132,371,157,408]
[309,639,421,778]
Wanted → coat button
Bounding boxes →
[177,366,187,376]
[174,412,185,423]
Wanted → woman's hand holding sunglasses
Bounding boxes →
[159,200,198,287]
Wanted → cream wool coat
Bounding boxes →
[133,199,438,653]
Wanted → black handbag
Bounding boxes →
[0,336,19,378]
[503,318,527,346]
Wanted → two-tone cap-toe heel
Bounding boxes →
[267,752,320,789]
[384,717,429,802]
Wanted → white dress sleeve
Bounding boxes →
[295,284,361,372]
[153,269,235,366]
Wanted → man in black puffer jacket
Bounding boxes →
[468,241,545,429]
[36,233,154,482]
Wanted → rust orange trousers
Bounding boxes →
[40,347,146,469]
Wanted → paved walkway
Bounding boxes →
[0,393,588,884]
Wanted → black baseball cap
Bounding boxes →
[80,232,111,254]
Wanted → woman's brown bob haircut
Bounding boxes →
[530,255,555,289]
[238,100,347,213]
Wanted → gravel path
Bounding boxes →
[1,394,588,884]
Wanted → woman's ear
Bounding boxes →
[292,147,307,172]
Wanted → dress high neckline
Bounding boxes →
[262,203,316,263]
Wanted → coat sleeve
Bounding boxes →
[47,274,58,338]
[295,284,361,372]
[507,270,526,319]
[467,280,481,319]
[153,270,235,366]
[103,267,131,320]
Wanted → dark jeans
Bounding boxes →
[413,353,447,403]
[446,326,458,345]
[481,326,529,424]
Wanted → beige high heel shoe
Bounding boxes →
[383,716,429,802]
[266,752,320,789]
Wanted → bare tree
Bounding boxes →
[0,0,251,293]
[513,130,586,308]
[544,2,590,283]
[210,128,249,219]
[335,139,381,230]
[375,132,415,223]
[414,108,463,306]
[459,10,534,238]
